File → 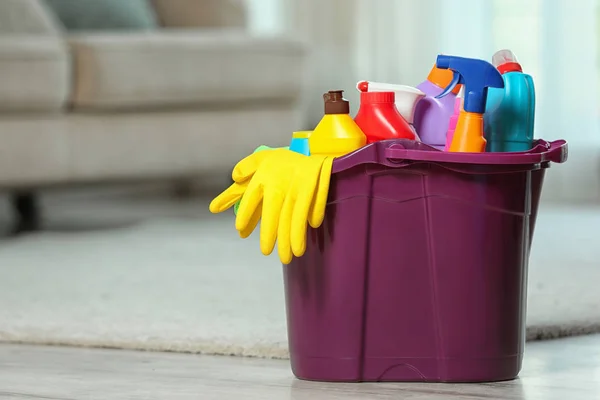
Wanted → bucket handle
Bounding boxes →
[384,139,568,166]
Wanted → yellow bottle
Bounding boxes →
[309,90,367,157]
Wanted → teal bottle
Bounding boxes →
[484,50,535,152]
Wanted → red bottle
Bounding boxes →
[354,91,416,144]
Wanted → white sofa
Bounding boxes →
[0,0,307,230]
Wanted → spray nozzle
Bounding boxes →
[435,71,463,99]
[434,55,504,114]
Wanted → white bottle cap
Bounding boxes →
[492,49,523,74]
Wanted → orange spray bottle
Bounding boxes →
[435,55,504,153]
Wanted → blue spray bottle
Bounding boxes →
[484,49,536,152]
[435,55,504,153]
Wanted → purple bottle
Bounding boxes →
[414,65,460,149]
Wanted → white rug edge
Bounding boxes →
[2,323,600,360]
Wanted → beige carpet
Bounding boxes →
[0,188,598,358]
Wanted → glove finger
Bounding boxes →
[290,164,324,258]
[232,149,277,183]
[290,192,312,258]
[239,200,262,239]
[277,191,295,265]
[209,181,247,214]
[308,156,334,228]
[259,188,285,256]
[235,179,263,232]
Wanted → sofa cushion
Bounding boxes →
[65,107,297,181]
[0,37,70,112]
[67,31,307,110]
[45,0,158,31]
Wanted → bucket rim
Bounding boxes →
[331,139,568,174]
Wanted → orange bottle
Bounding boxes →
[434,55,504,153]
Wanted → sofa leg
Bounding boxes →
[11,191,42,234]
[172,180,196,198]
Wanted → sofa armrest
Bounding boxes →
[0,0,62,35]
[151,0,247,29]
[0,37,70,111]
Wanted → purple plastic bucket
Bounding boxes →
[283,139,568,383]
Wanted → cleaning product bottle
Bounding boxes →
[413,65,463,149]
[309,90,367,157]
[355,81,426,126]
[484,49,536,152]
[444,86,465,151]
[289,131,311,156]
[435,55,504,153]
[354,90,417,144]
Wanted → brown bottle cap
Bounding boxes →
[323,90,350,114]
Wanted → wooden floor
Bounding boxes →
[0,335,599,399]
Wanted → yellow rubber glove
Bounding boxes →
[235,149,328,258]
[209,148,277,238]
[277,156,334,264]
[210,149,334,264]
[233,145,288,215]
